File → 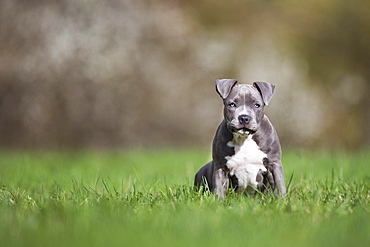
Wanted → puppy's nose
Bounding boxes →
[238,115,251,124]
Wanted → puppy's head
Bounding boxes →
[216,79,275,136]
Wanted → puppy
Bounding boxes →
[194,79,286,199]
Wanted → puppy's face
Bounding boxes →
[216,80,275,137]
[223,84,265,136]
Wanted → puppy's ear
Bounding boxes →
[216,79,238,99]
[253,82,275,105]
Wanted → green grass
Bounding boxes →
[0,148,369,247]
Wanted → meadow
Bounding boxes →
[0,148,369,247]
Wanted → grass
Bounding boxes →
[0,148,369,247]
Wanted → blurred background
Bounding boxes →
[0,0,369,150]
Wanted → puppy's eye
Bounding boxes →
[228,103,236,107]
[254,103,261,108]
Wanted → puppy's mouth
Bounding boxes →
[229,127,256,136]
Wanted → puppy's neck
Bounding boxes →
[228,133,252,147]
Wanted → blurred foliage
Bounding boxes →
[0,0,368,149]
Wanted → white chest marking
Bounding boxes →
[226,135,267,191]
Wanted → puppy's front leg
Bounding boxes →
[272,163,286,196]
[264,161,286,196]
[213,167,229,200]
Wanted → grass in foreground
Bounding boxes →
[0,149,369,247]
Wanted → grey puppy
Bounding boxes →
[194,79,286,199]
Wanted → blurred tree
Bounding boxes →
[0,0,368,148]
[283,0,370,147]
